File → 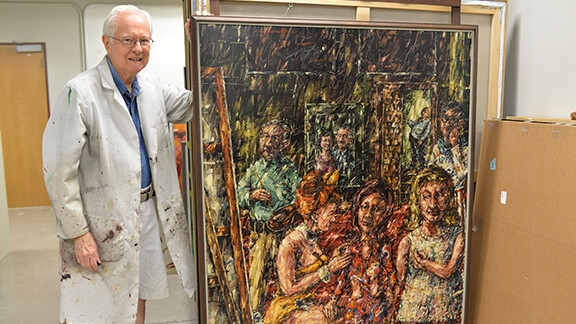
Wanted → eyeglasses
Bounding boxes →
[260,133,284,144]
[108,35,154,48]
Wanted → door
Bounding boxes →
[0,44,50,207]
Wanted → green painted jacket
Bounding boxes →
[237,157,300,222]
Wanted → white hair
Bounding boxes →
[102,5,153,37]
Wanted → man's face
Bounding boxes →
[259,125,288,162]
[440,108,462,138]
[419,180,450,225]
[336,128,352,151]
[102,12,151,82]
[422,108,431,119]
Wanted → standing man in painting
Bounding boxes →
[333,125,357,186]
[42,5,196,323]
[237,119,301,321]
[408,107,431,169]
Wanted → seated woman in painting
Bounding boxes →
[395,165,465,324]
[315,129,337,174]
[264,170,352,324]
[323,178,397,323]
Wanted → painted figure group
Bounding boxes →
[315,126,358,186]
[237,100,468,324]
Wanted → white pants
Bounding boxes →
[139,197,169,300]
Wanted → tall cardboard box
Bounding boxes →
[467,119,576,323]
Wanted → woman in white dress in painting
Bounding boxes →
[396,165,465,324]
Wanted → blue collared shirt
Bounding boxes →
[106,56,152,189]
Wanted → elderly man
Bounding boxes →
[237,119,301,320]
[42,5,195,323]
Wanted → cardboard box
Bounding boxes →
[467,119,576,323]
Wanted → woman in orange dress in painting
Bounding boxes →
[264,170,352,324]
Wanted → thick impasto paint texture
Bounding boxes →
[196,21,473,324]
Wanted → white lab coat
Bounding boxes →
[42,58,196,323]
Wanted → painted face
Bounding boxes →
[440,107,462,139]
[320,135,334,150]
[336,128,352,150]
[103,12,151,85]
[315,202,337,232]
[421,107,431,119]
[449,127,460,147]
[259,124,287,162]
[419,180,450,224]
[357,193,388,235]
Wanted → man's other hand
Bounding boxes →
[74,232,101,271]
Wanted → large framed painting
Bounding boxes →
[189,15,476,324]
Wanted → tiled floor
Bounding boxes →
[0,207,198,323]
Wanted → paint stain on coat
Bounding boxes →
[45,171,54,184]
[68,87,72,106]
[102,230,115,243]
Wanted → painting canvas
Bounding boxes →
[189,16,476,324]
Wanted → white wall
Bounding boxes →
[504,1,576,119]
[0,3,83,111]
[0,2,186,113]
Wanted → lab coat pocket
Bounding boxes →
[157,115,173,153]
[89,218,126,262]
